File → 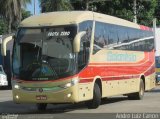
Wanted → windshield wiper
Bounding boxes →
[36,40,42,61]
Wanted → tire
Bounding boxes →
[36,103,47,111]
[156,77,159,84]
[85,83,101,109]
[128,79,144,100]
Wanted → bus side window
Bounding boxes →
[78,21,93,71]
[93,22,108,54]
[108,25,118,45]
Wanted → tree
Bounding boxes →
[83,0,157,26]
[40,0,73,12]
[136,0,157,26]
[0,0,31,33]
[39,0,158,26]
[155,0,160,26]
[71,0,88,10]
[0,19,8,35]
[71,0,158,26]
[22,9,32,20]
[71,0,104,10]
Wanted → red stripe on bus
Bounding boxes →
[144,65,155,76]
[140,25,152,31]
[79,75,140,83]
[79,65,155,83]
[102,75,140,81]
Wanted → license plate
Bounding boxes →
[36,95,47,100]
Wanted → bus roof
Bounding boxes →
[20,11,93,27]
[20,11,145,30]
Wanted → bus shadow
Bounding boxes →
[24,96,128,114]
[147,89,160,93]
[146,85,160,93]
[0,101,86,114]
[0,96,128,114]
[101,96,128,105]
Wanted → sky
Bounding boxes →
[26,0,41,15]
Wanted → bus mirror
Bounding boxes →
[73,31,86,53]
[1,36,13,56]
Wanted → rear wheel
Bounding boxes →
[156,76,159,84]
[36,103,47,111]
[85,83,101,109]
[128,79,144,100]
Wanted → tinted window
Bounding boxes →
[93,21,154,54]
[78,21,93,71]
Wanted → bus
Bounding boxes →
[1,11,156,110]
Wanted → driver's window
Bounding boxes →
[13,43,20,74]
[78,21,93,71]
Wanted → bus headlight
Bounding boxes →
[61,77,79,89]
[14,84,20,89]
[64,83,72,88]
[12,80,21,89]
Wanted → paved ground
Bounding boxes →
[0,85,160,119]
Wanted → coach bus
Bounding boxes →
[1,11,155,110]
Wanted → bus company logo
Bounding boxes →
[38,88,43,93]
[107,51,137,62]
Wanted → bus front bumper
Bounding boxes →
[12,85,79,104]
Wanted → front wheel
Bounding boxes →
[36,103,47,111]
[85,83,101,109]
[128,79,144,100]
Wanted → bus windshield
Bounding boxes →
[13,25,77,81]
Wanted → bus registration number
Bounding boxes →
[36,95,47,100]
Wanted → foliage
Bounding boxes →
[22,9,32,20]
[0,0,31,33]
[0,0,159,32]
[71,0,158,27]
[136,0,157,26]
[39,0,73,12]
[0,19,8,35]
[155,0,160,26]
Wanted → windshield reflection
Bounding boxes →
[13,26,77,81]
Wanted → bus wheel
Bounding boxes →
[156,77,159,84]
[128,79,144,100]
[36,103,47,111]
[85,83,101,109]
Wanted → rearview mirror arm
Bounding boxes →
[1,36,13,56]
